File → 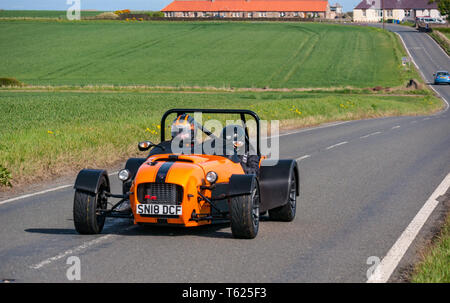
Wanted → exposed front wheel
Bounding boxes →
[73,175,108,234]
[229,180,260,239]
[268,173,297,222]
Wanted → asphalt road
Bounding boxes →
[0,25,449,283]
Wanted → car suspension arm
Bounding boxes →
[197,191,227,215]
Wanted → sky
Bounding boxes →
[0,0,362,13]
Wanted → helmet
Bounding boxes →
[221,125,246,151]
[171,114,196,143]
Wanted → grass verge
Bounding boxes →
[0,90,443,188]
[411,209,450,283]
[429,29,450,56]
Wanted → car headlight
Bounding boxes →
[206,171,218,184]
[118,169,131,182]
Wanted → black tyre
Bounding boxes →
[229,180,260,239]
[268,173,297,222]
[73,176,108,234]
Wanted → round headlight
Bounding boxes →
[118,169,131,181]
[206,171,218,184]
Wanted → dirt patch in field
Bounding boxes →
[0,84,426,95]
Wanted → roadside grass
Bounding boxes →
[0,20,417,89]
[430,28,450,55]
[0,91,443,187]
[411,212,450,283]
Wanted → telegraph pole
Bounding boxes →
[381,0,385,30]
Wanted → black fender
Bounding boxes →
[124,158,147,179]
[209,175,258,217]
[228,174,258,197]
[74,169,110,194]
[259,159,299,212]
[122,158,146,194]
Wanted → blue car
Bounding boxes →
[434,71,450,85]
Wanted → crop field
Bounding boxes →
[0,90,442,185]
[0,10,103,18]
[0,20,415,88]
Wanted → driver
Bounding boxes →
[170,114,198,153]
[221,125,260,176]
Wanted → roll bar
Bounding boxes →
[160,108,261,156]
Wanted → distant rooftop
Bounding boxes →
[355,0,438,10]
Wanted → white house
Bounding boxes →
[353,0,442,22]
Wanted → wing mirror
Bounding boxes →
[138,140,154,151]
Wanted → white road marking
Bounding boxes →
[0,171,118,206]
[410,120,417,124]
[30,234,116,269]
[423,117,431,121]
[30,224,135,270]
[367,172,450,283]
[360,131,382,139]
[395,33,449,114]
[0,185,72,206]
[425,33,450,59]
[275,121,351,138]
[391,125,400,129]
[325,141,348,150]
[296,155,311,162]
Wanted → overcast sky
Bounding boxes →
[0,0,362,13]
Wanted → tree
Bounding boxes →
[429,0,450,20]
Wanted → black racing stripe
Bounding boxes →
[155,162,174,183]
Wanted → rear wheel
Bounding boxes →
[229,181,260,239]
[73,176,108,234]
[269,173,297,222]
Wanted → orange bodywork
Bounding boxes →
[130,153,245,227]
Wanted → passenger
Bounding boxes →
[220,125,260,175]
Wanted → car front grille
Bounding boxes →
[137,183,183,205]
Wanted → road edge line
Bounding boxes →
[367,172,450,283]
[395,32,449,113]
[0,171,118,206]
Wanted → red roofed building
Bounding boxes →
[161,0,331,19]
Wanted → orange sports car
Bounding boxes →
[73,109,299,239]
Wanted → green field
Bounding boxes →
[0,20,415,88]
[0,10,103,18]
[0,90,441,185]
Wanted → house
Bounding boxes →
[353,0,442,22]
[330,3,343,14]
[161,0,331,19]
[329,2,343,18]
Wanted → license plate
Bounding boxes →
[136,204,182,216]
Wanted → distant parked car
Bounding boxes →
[433,71,450,85]
[435,18,446,24]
